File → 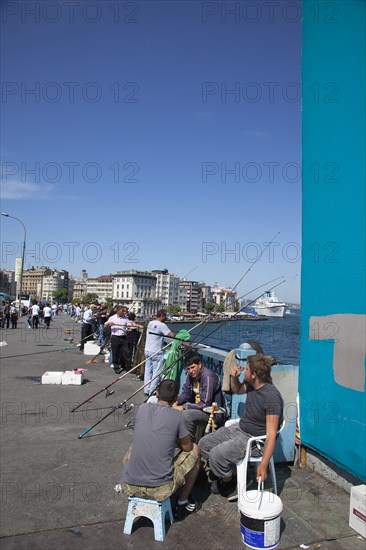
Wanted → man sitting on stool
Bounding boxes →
[173,352,226,442]
[123,379,201,520]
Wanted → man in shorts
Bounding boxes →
[123,379,201,519]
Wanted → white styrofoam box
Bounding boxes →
[42,371,64,385]
[349,484,366,537]
[84,341,100,355]
[62,371,84,385]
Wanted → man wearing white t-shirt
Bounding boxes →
[43,303,52,329]
[51,303,58,319]
[144,310,174,396]
[31,303,40,329]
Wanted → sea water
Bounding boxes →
[171,309,300,366]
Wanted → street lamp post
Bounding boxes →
[1,213,26,317]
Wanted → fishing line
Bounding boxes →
[77,276,290,438]
[0,330,99,360]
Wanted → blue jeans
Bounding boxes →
[97,324,106,347]
[143,351,163,395]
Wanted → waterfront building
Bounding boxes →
[22,267,51,298]
[179,279,199,313]
[198,282,212,311]
[68,277,87,303]
[42,270,69,302]
[178,285,188,312]
[211,283,237,312]
[86,275,113,303]
[112,270,157,316]
[0,269,17,299]
[151,269,180,308]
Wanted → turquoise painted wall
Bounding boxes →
[301,0,366,480]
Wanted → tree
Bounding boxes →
[217,303,225,313]
[53,288,68,304]
[104,297,113,309]
[167,305,181,315]
[204,302,216,314]
[83,293,99,305]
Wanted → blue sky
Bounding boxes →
[1,0,302,302]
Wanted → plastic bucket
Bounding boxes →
[239,483,282,549]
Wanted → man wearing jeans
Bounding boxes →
[199,354,283,496]
[144,310,174,396]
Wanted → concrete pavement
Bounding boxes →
[0,313,364,549]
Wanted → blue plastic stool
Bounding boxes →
[123,496,174,541]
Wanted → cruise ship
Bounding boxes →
[253,290,286,318]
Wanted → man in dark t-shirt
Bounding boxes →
[123,379,201,520]
[199,354,283,495]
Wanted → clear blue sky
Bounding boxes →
[1,0,302,303]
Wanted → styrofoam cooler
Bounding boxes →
[42,371,64,385]
[84,342,100,355]
[62,370,84,385]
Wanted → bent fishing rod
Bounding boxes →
[72,275,284,413]
[174,277,287,351]
[149,275,284,347]
[73,236,281,410]
[178,233,280,347]
[78,340,196,438]
[70,315,214,413]
[77,277,288,438]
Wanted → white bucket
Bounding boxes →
[239,482,283,549]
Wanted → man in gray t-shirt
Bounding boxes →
[123,379,201,520]
[199,354,283,495]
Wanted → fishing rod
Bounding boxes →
[80,255,276,401]
[78,342,194,438]
[70,317,212,412]
[76,238,290,432]
[231,232,280,293]
[182,235,281,348]
[73,275,284,414]
[191,277,288,348]
[77,276,289,438]
[1,329,99,360]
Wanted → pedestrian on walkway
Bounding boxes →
[43,303,52,329]
[80,304,96,351]
[31,303,40,329]
[104,306,131,374]
[10,304,18,329]
[3,303,10,329]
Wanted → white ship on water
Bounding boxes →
[253,290,287,318]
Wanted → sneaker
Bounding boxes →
[174,498,201,521]
[210,478,236,497]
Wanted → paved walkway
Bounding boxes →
[0,314,364,549]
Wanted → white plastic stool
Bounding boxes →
[224,418,286,501]
[123,496,174,541]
